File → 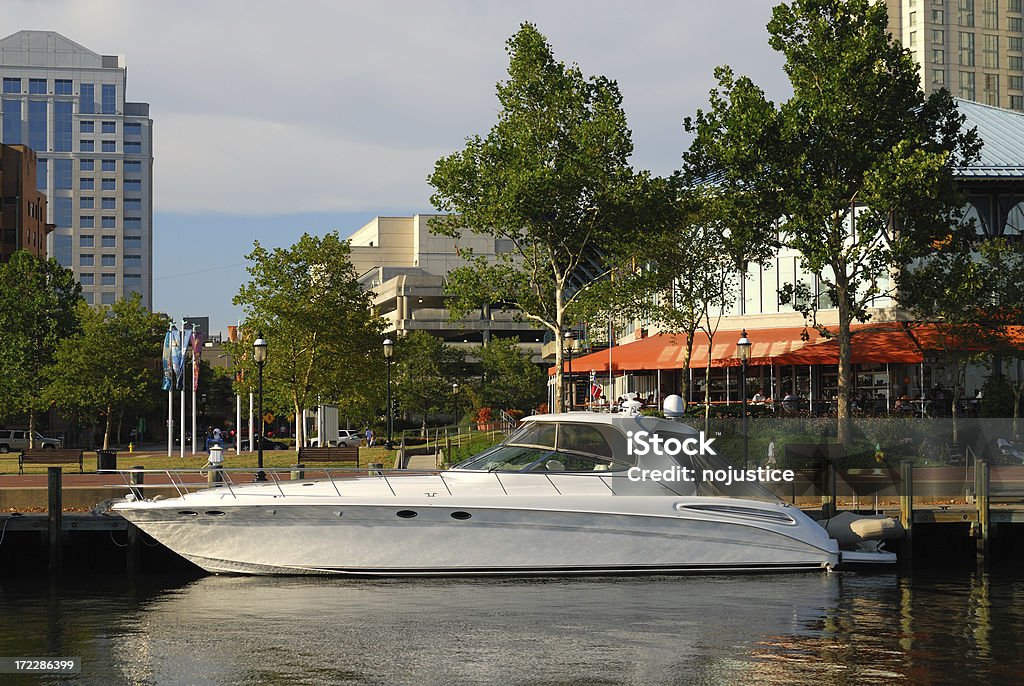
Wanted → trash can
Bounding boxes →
[291,463,305,480]
[96,449,118,473]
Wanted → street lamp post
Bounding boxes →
[383,338,394,450]
[737,329,751,469]
[253,333,268,482]
[564,331,576,412]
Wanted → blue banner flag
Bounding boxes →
[161,329,175,392]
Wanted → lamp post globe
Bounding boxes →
[383,338,394,450]
[737,329,751,469]
[253,333,268,482]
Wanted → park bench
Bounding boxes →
[19,448,84,474]
[296,446,360,468]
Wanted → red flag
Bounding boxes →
[591,383,603,400]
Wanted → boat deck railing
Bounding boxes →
[112,466,631,501]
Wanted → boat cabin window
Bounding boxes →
[455,421,629,472]
[557,424,614,458]
[506,422,556,449]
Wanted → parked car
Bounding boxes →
[240,435,288,451]
[337,430,361,447]
[0,429,62,452]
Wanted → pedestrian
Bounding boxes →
[365,427,375,447]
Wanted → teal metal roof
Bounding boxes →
[955,98,1024,179]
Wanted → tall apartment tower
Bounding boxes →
[0,31,153,307]
[886,0,1024,110]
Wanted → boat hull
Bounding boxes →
[115,492,840,576]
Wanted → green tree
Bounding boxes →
[684,0,980,436]
[0,251,82,444]
[231,232,384,448]
[474,337,546,413]
[391,331,466,434]
[428,22,670,412]
[45,294,166,449]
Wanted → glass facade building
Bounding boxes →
[0,30,153,308]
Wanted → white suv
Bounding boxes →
[337,430,361,447]
[0,429,62,452]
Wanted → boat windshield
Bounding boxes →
[454,421,632,472]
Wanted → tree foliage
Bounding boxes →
[231,232,384,447]
[391,331,466,431]
[0,251,82,440]
[45,294,166,449]
[684,0,981,431]
[472,337,546,413]
[428,22,670,411]
[903,238,1024,430]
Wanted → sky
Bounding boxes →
[7,0,791,336]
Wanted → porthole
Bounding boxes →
[396,510,418,519]
[450,511,472,520]
[204,510,226,517]
[177,510,198,516]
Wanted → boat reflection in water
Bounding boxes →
[75,570,1020,685]
[112,411,898,576]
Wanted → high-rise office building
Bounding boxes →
[0,30,153,306]
[887,0,1024,110]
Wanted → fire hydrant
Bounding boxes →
[128,442,134,452]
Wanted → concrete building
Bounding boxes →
[0,30,153,306]
[349,215,545,359]
[0,142,50,261]
[887,0,1024,110]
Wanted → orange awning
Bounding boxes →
[775,323,923,365]
[551,322,1024,376]
[551,326,825,375]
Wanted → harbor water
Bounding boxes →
[1,568,1022,685]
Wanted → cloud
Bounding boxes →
[6,0,788,216]
[155,112,447,214]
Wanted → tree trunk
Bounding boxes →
[704,332,713,433]
[679,328,696,409]
[951,361,962,445]
[554,285,566,413]
[293,400,303,450]
[27,410,35,449]
[835,273,852,445]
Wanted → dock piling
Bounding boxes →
[47,467,63,573]
[975,457,990,563]
[127,465,144,573]
[899,460,914,562]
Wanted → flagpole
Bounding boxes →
[179,320,186,459]
[249,391,254,453]
[166,323,174,458]
[191,326,198,455]
[236,393,242,455]
[167,388,173,457]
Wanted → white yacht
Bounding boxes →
[111,411,899,576]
